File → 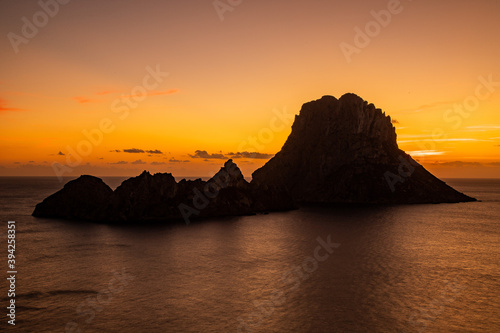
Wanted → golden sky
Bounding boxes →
[1,0,499,178]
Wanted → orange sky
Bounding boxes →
[1,0,499,178]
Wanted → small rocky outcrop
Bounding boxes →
[32,159,296,223]
[32,175,113,221]
[251,93,475,204]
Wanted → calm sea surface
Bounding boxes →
[0,177,499,332]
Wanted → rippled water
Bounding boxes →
[0,177,499,332]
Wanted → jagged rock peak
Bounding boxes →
[293,93,397,150]
[209,159,247,189]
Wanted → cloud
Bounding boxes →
[151,161,166,165]
[398,138,486,144]
[123,148,145,153]
[146,89,179,96]
[391,119,400,124]
[74,89,178,105]
[73,96,99,104]
[169,159,190,163]
[0,98,23,112]
[407,150,444,157]
[228,151,274,159]
[116,148,163,154]
[427,161,484,167]
[95,90,120,96]
[189,150,227,159]
[123,89,179,99]
[146,149,163,154]
[400,100,455,113]
[466,125,500,131]
[131,159,146,165]
[427,161,500,168]
[58,151,65,156]
[109,161,128,165]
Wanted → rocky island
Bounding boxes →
[32,159,294,223]
[33,93,475,223]
[252,93,475,204]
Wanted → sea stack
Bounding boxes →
[251,93,475,204]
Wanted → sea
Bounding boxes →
[0,177,499,333]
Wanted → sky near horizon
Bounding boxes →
[1,0,499,178]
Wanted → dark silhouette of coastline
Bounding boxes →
[33,93,475,223]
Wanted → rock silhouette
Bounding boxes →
[33,93,475,223]
[252,93,475,204]
[33,159,295,223]
[32,175,113,221]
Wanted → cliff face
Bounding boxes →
[252,93,475,204]
[33,160,295,223]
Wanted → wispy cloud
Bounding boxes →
[399,100,455,113]
[465,125,500,131]
[95,90,120,96]
[407,150,445,157]
[72,96,100,104]
[72,89,177,105]
[123,148,145,153]
[122,89,179,99]
[146,149,163,154]
[189,150,227,159]
[426,161,484,167]
[116,148,163,154]
[146,89,179,96]
[131,159,146,165]
[151,161,166,165]
[425,161,500,167]
[398,138,487,143]
[228,151,274,159]
[0,98,24,112]
[169,159,190,163]
[109,161,128,165]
